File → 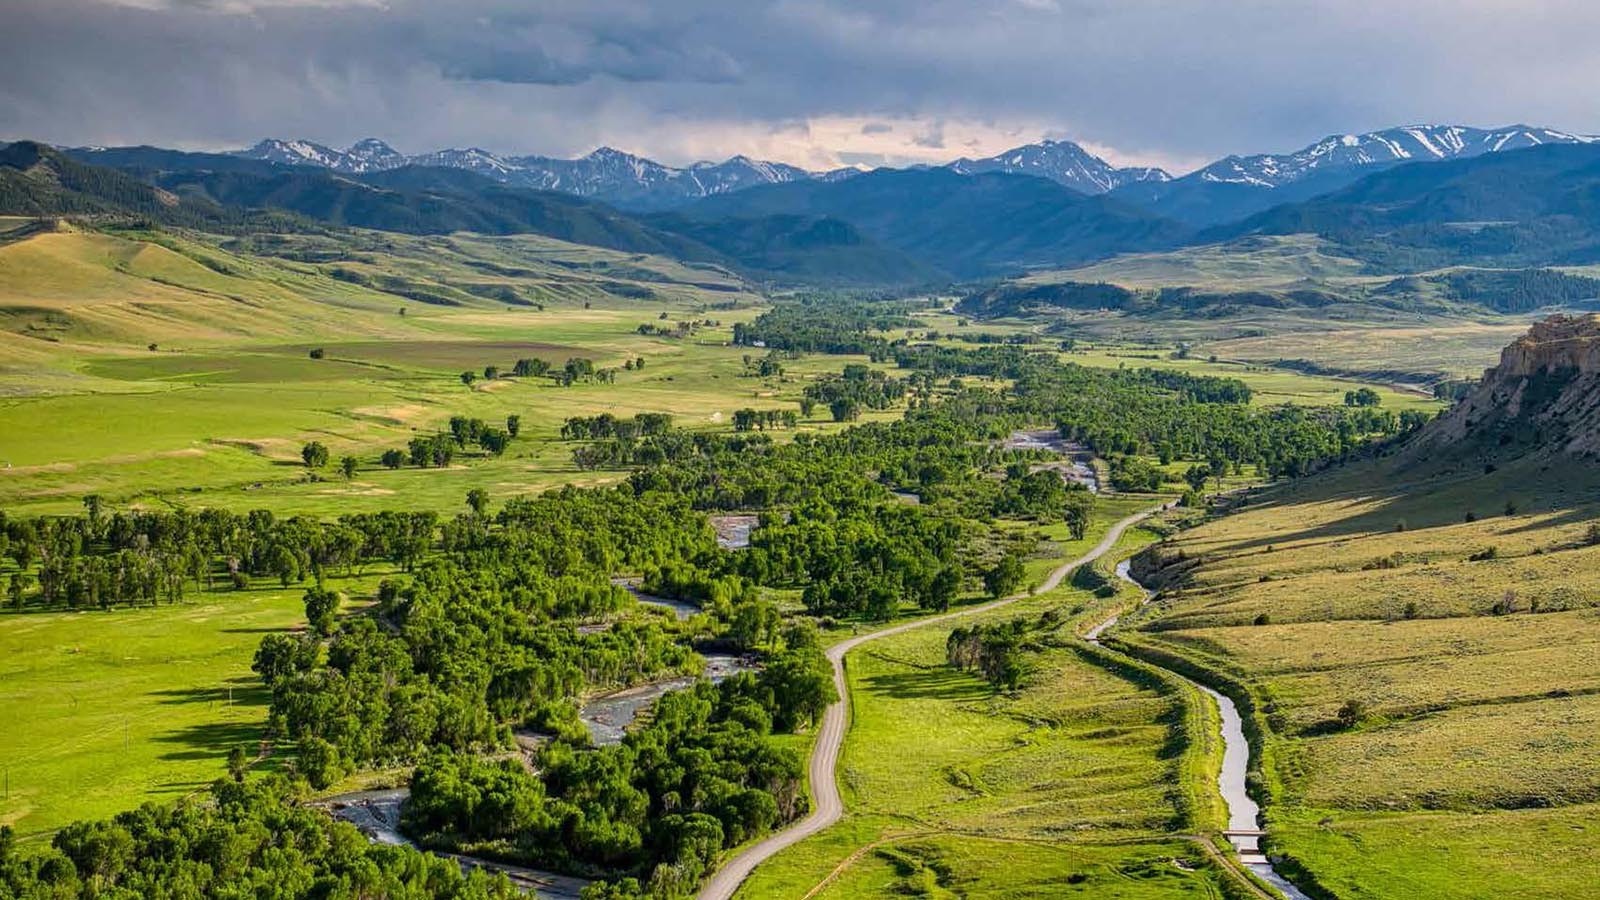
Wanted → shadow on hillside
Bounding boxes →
[859,665,993,702]
[153,720,264,762]
[149,677,268,709]
[1193,454,1600,556]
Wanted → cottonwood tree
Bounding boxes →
[300,442,329,469]
[302,587,340,637]
[1063,491,1094,541]
[984,552,1026,598]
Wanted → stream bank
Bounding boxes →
[1103,559,1311,900]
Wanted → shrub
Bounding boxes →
[1335,699,1367,729]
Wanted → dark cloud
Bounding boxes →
[4,0,1600,171]
[911,121,945,150]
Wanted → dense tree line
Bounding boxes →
[732,408,798,431]
[730,299,918,355]
[0,507,437,610]
[1379,267,1600,314]
[562,413,675,441]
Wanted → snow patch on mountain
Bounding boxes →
[1189,124,1598,189]
[233,124,1600,211]
[945,139,1170,194]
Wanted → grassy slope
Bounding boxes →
[1120,454,1600,899]
[0,225,911,517]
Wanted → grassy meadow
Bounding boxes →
[0,575,388,840]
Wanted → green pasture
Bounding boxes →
[0,301,899,516]
[0,574,387,839]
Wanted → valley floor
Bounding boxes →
[734,501,1259,899]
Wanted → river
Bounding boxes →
[613,578,700,620]
[1002,429,1100,493]
[579,653,755,745]
[708,514,760,549]
[1106,560,1312,900]
[324,651,755,897]
[317,788,589,900]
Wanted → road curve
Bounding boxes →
[697,502,1169,900]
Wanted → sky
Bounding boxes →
[4,0,1600,174]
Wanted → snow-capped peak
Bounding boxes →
[240,138,349,170]
[238,137,407,173]
[345,138,406,169]
[944,139,1171,194]
[1188,124,1599,189]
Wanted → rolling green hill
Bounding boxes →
[46,144,939,287]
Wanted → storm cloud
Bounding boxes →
[4,0,1599,171]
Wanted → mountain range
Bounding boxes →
[237,138,820,212]
[228,124,1595,222]
[1,141,935,286]
[1111,124,1597,225]
[676,167,1187,278]
[14,121,1600,290]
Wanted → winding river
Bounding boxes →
[579,653,754,745]
[325,649,753,898]
[1107,561,1312,900]
[319,788,589,899]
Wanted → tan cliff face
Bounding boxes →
[1418,314,1600,459]
[1496,314,1600,379]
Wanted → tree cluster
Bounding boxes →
[0,778,519,899]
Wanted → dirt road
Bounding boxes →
[696,502,1168,900]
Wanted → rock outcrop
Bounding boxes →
[1416,314,1600,459]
